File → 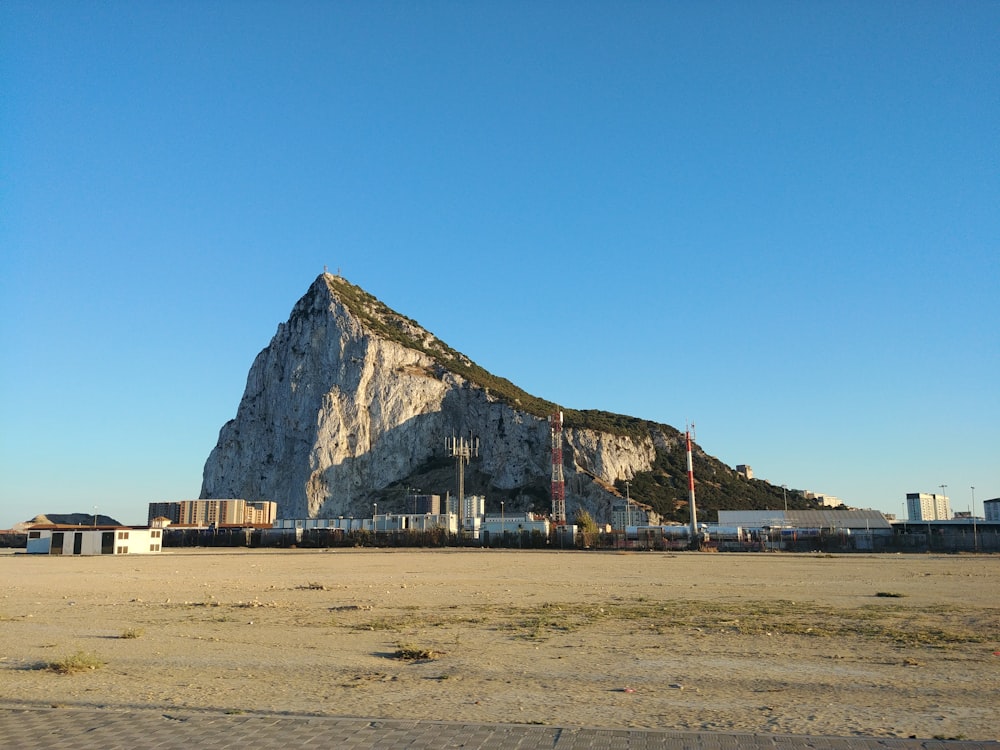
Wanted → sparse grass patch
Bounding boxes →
[353,617,405,632]
[392,643,443,661]
[119,627,144,639]
[330,597,997,650]
[45,651,104,674]
[503,602,611,641]
[875,591,906,598]
[297,582,328,591]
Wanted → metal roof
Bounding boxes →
[717,509,891,530]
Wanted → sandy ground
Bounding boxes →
[0,548,997,740]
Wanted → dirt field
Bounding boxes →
[1,548,997,740]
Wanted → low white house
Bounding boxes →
[26,527,163,555]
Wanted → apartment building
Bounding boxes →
[148,499,278,526]
[905,492,951,521]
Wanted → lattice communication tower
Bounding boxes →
[549,412,566,524]
[446,434,478,528]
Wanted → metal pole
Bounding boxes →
[686,427,699,544]
[972,486,978,552]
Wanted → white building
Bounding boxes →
[26,527,163,555]
[983,498,1000,522]
[906,492,951,521]
[461,494,486,524]
[480,512,550,537]
[611,500,660,529]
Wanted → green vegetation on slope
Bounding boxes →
[615,441,814,523]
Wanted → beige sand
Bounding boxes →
[1,548,997,740]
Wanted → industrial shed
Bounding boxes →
[717,509,892,531]
[716,510,892,551]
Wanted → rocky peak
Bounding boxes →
[201,274,791,522]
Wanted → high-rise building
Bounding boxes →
[905,492,951,521]
[407,494,441,515]
[462,494,486,522]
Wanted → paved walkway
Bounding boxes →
[0,707,996,749]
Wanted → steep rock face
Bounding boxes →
[201,274,659,521]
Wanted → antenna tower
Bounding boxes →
[446,435,479,529]
[549,412,566,524]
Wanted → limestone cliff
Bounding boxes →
[201,274,764,522]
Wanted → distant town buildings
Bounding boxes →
[797,490,842,507]
[147,499,277,526]
[736,465,753,479]
[906,492,951,521]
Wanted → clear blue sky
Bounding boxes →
[2,2,997,528]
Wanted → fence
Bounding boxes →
[157,525,1000,553]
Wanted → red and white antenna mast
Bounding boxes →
[549,412,566,525]
[686,423,700,546]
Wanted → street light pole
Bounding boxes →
[500,500,505,544]
[373,503,377,532]
[972,486,978,552]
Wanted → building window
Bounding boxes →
[117,546,127,554]
[117,531,130,540]
[149,544,159,552]
[29,531,40,538]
